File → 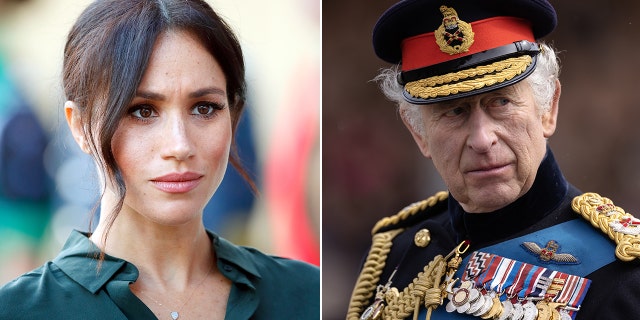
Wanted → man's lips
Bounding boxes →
[151,172,203,193]
[465,163,511,175]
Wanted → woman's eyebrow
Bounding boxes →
[134,87,226,100]
[189,87,225,98]
[135,90,165,100]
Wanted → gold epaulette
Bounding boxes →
[371,191,449,235]
[347,191,449,320]
[572,192,640,261]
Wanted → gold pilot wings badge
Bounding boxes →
[522,240,580,265]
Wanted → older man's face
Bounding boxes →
[405,80,559,213]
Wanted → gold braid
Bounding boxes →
[347,229,404,320]
[382,255,447,320]
[346,192,449,320]
[572,192,640,261]
[404,56,532,99]
[372,192,449,235]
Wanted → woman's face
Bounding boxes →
[110,30,231,225]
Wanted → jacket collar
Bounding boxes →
[449,147,569,246]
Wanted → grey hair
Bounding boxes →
[374,42,560,136]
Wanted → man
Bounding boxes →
[347,1,640,319]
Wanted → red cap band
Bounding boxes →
[400,17,535,72]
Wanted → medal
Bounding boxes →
[474,295,494,317]
[509,302,525,320]
[360,299,384,320]
[360,269,397,320]
[521,300,538,320]
[444,251,591,320]
[535,301,552,320]
[467,288,485,314]
[449,280,474,313]
[558,309,572,320]
[480,294,503,319]
[496,300,513,320]
[535,275,567,320]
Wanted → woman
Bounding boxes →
[0,0,319,319]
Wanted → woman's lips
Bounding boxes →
[151,172,203,193]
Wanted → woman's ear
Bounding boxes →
[64,101,91,154]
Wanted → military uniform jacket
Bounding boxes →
[348,150,640,319]
[0,230,320,320]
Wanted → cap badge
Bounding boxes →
[435,5,474,55]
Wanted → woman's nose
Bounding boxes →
[160,114,194,161]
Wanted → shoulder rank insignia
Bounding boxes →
[610,215,640,235]
[572,192,640,262]
[435,5,474,55]
[521,240,580,265]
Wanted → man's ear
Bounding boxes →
[399,108,431,159]
[64,101,91,154]
[542,79,561,138]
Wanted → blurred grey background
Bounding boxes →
[322,0,640,319]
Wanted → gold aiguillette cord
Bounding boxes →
[422,240,470,320]
[367,240,470,320]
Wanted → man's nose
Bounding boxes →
[466,109,498,153]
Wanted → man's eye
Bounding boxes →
[489,98,510,108]
[444,106,466,117]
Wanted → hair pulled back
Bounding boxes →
[63,0,250,239]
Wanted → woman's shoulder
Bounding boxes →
[247,246,319,275]
[1,262,58,294]
[226,243,320,313]
[214,235,319,284]
[225,240,318,273]
[0,262,71,316]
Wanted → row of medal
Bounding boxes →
[444,251,591,320]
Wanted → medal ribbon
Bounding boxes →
[489,258,517,293]
[462,251,493,281]
[530,269,556,299]
[475,254,502,291]
[560,275,591,319]
[555,274,577,304]
[521,265,544,299]
[456,252,592,320]
[547,272,569,301]
[505,262,533,301]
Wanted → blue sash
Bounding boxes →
[420,218,616,319]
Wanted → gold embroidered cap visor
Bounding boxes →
[372,0,557,105]
[399,40,541,105]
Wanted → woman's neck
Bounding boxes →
[90,205,215,292]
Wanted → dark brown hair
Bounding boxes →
[63,0,254,248]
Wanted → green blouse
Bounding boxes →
[0,230,319,319]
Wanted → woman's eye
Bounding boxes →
[191,102,224,116]
[130,105,157,118]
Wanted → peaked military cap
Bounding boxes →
[373,0,557,104]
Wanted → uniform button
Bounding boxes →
[414,228,431,247]
[223,264,233,272]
